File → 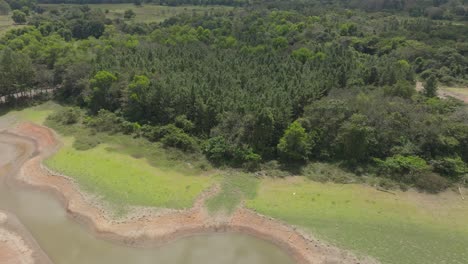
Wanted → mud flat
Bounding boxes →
[0,211,53,264]
[3,122,377,264]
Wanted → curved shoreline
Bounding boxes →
[4,122,377,264]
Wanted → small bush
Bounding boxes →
[140,124,162,141]
[47,107,81,125]
[432,156,467,179]
[73,134,101,150]
[174,115,194,132]
[302,162,357,183]
[374,155,430,182]
[85,109,139,135]
[260,160,291,178]
[160,125,198,152]
[203,136,231,164]
[377,178,399,190]
[232,147,261,171]
[414,172,449,193]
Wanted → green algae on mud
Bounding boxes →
[246,177,468,264]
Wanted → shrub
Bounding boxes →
[232,146,261,171]
[302,162,356,183]
[160,125,198,152]
[414,172,449,193]
[85,109,122,133]
[203,136,230,164]
[73,134,101,150]
[140,124,162,141]
[374,155,430,180]
[174,115,194,132]
[85,109,139,135]
[432,156,467,179]
[47,107,81,125]
[277,121,311,162]
[12,10,26,24]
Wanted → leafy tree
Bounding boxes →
[292,47,313,63]
[277,121,311,162]
[203,136,231,164]
[86,71,118,113]
[11,9,26,24]
[175,115,194,133]
[124,9,135,20]
[0,48,35,97]
[424,74,438,97]
[375,155,430,177]
[123,75,150,121]
[432,156,467,179]
[336,114,376,164]
[160,124,198,152]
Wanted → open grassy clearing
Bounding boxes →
[440,87,468,103]
[40,4,236,24]
[0,101,61,125]
[206,172,258,214]
[45,137,215,209]
[246,177,468,264]
[0,14,17,36]
[1,102,216,210]
[0,14,12,35]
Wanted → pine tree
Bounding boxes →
[424,75,438,97]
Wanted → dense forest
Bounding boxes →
[0,0,467,192]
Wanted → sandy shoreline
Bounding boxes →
[2,122,378,264]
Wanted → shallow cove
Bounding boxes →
[0,141,295,264]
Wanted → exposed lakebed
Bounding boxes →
[0,140,295,264]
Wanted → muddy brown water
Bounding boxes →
[0,140,295,264]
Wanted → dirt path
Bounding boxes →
[2,122,378,264]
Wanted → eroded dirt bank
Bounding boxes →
[4,122,378,264]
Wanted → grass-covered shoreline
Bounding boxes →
[44,137,215,209]
[247,177,468,264]
[2,102,468,264]
[1,102,216,210]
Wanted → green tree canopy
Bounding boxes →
[424,74,438,97]
[277,121,311,162]
[86,71,118,113]
[11,9,26,24]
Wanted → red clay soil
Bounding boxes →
[8,122,378,264]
